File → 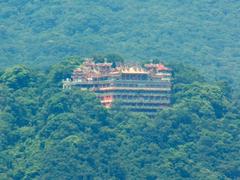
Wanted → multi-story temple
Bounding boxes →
[63,58,172,116]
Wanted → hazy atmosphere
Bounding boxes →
[0,1,240,179]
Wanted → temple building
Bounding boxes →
[63,58,172,116]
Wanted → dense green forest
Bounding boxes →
[0,57,240,179]
[1,0,240,91]
[1,0,240,179]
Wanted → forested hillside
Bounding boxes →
[1,1,240,179]
[1,0,240,91]
[0,58,240,179]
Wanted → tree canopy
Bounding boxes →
[1,0,240,92]
[0,58,239,179]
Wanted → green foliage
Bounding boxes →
[1,0,240,92]
[46,57,83,86]
[0,65,36,90]
[93,54,124,65]
[0,60,239,179]
[1,1,240,177]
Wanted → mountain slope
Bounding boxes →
[1,0,240,89]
